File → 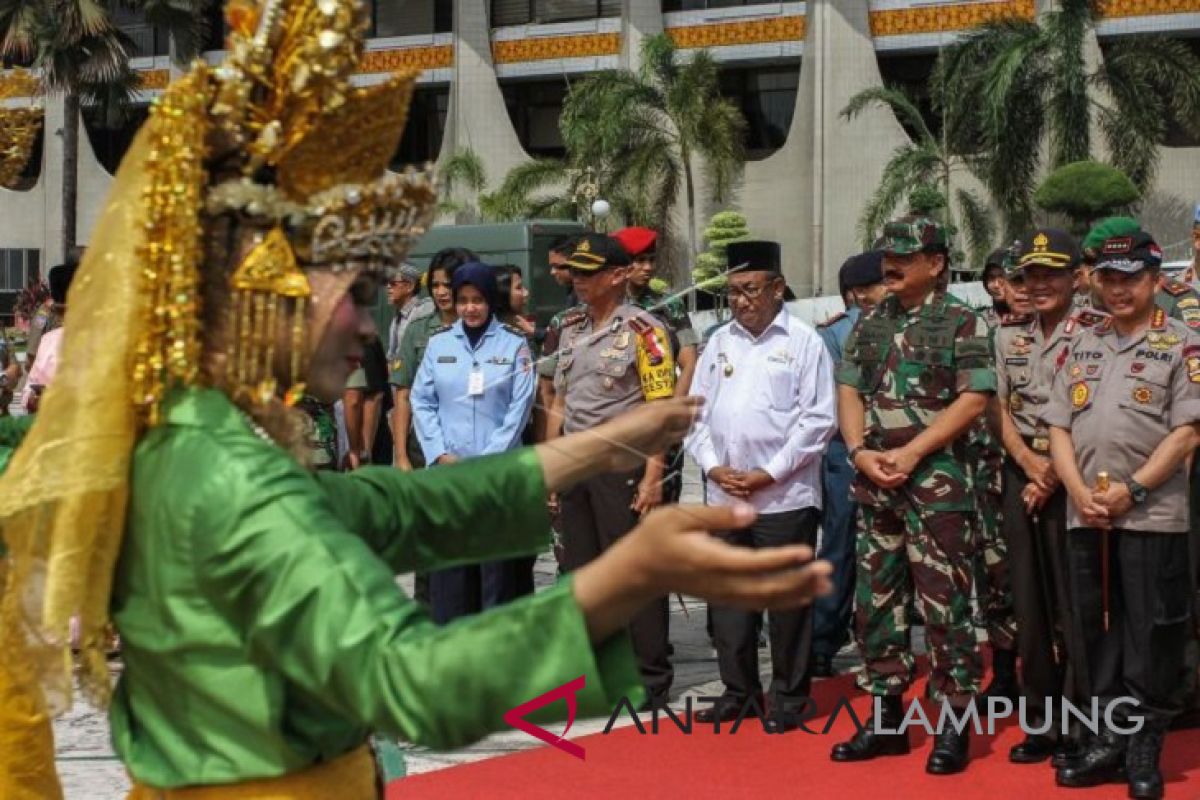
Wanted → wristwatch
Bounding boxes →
[848,445,865,464]
[1128,479,1149,505]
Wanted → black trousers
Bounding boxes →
[561,468,672,700]
[429,558,534,624]
[1067,528,1193,726]
[711,507,820,703]
[1002,457,1080,732]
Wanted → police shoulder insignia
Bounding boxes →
[1000,313,1034,326]
[561,309,587,328]
[1071,381,1090,408]
[1163,280,1193,297]
[1186,350,1200,384]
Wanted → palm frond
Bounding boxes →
[954,187,997,270]
[842,85,937,147]
[1044,7,1091,166]
[484,158,571,221]
[857,143,942,247]
[439,147,487,193]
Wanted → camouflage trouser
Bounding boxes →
[976,486,1017,651]
[854,503,983,703]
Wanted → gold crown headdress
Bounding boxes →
[128,0,436,420]
[0,0,437,751]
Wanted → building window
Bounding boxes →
[202,0,228,51]
[366,0,453,37]
[112,7,169,58]
[491,0,620,27]
[662,0,765,10]
[83,104,150,176]
[875,52,942,143]
[719,65,798,160]
[0,249,40,292]
[501,79,569,158]
[392,86,450,168]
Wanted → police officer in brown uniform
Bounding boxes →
[547,233,677,705]
[1047,232,1200,799]
[995,228,1103,765]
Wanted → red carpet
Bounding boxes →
[390,671,1200,800]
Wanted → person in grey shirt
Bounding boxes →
[1047,231,1200,799]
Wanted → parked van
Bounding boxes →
[372,220,587,333]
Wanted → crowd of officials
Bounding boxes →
[262,209,1199,799]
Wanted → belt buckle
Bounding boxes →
[1031,436,1049,453]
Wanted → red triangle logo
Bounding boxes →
[502,675,587,760]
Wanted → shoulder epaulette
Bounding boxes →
[1000,313,1034,327]
[817,311,847,329]
[561,309,587,328]
[1072,309,1108,328]
[1163,279,1195,297]
[627,315,653,335]
[430,324,452,336]
[500,322,526,338]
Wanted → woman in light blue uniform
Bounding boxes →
[411,262,538,622]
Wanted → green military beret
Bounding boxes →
[1081,217,1140,261]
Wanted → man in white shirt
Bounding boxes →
[685,240,837,728]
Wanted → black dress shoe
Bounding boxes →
[809,653,835,678]
[1126,726,1166,800]
[926,726,970,775]
[830,695,910,762]
[1056,731,1126,788]
[695,696,754,724]
[1051,738,1085,770]
[1010,734,1057,764]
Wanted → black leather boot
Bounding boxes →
[980,648,1021,703]
[1009,733,1057,764]
[1056,729,1126,788]
[1051,736,1086,769]
[1126,724,1166,799]
[927,724,971,774]
[830,695,910,762]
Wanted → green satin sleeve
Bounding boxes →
[0,414,34,476]
[313,448,550,573]
[188,440,642,751]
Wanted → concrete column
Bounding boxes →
[807,0,908,294]
[445,0,528,182]
[622,0,663,71]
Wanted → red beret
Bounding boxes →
[612,227,658,258]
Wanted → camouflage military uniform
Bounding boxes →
[968,403,1014,651]
[838,290,995,703]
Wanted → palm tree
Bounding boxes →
[841,86,995,269]
[0,0,210,254]
[486,34,745,266]
[437,147,488,223]
[933,0,1200,238]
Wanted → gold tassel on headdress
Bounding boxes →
[229,226,311,408]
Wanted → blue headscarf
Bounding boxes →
[452,261,499,347]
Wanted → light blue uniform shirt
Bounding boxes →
[411,317,536,464]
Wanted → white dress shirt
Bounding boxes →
[685,308,837,513]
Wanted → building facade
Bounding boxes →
[1,0,1199,301]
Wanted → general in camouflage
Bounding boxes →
[838,290,994,703]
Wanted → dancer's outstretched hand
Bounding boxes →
[574,503,833,643]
